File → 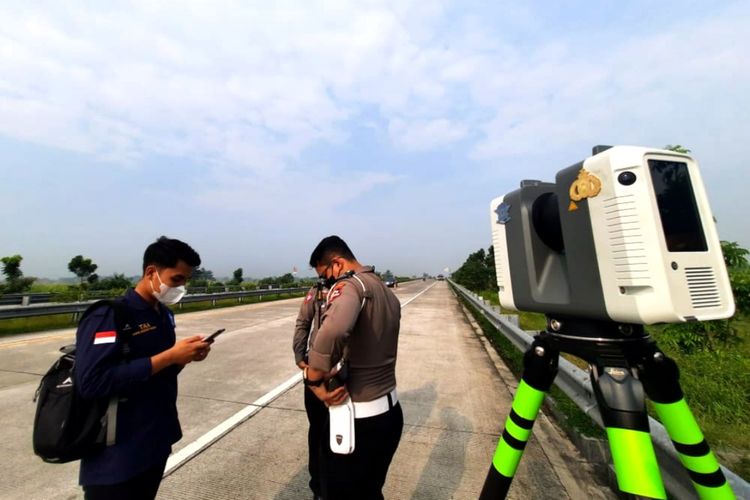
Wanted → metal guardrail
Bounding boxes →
[448,280,749,499]
[0,293,55,306]
[0,291,132,306]
[0,287,308,320]
[0,286,268,306]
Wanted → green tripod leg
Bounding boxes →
[480,318,737,499]
[479,338,558,499]
[590,362,666,498]
[641,350,735,499]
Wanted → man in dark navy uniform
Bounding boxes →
[74,236,211,500]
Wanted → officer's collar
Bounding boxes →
[126,288,166,312]
[328,266,374,286]
[336,266,374,280]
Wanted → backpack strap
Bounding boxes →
[80,299,135,446]
[108,300,134,359]
[105,396,118,446]
[79,299,116,323]
[80,299,135,357]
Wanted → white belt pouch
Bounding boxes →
[329,397,356,454]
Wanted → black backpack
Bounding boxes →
[32,300,133,463]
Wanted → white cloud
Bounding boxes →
[2,1,748,172]
[2,0,750,277]
[388,117,468,151]
[0,2,411,171]
[0,2,483,160]
[195,167,401,214]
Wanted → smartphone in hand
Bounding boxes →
[203,328,226,343]
[327,361,348,391]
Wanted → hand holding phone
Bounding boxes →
[203,328,226,343]
[327,360,348,391]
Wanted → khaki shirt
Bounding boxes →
[292,285,327,365]
[308,266,401,402]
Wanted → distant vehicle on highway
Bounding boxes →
[383,273,398,288]
[436,274,445,281]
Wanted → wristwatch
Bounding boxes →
[303,367,325,387]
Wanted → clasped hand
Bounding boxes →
[306,365,349,406]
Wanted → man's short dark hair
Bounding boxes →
[143,236,201,272]
[309,235,356,268]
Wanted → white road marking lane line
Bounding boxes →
[164,279,438,476]
[164,371,302,476]
[400,281,437,307]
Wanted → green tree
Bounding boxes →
[453,247,495,292]
[664,144,691,154]
[90,273,134,290]
[0,255,35,293]
[231,268,243,285]
[1,255,23,282]
[68,255,98,286]
[721,241,749,269]
[279,273,295,286]
[258,276,276,286]
[719,241,750,316]
[191,267,214,282]
[485,245,495,272]
[729,270,750,316]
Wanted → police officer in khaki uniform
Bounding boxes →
[293,281,328,499]
[303,235,403,500]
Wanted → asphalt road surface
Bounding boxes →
[0,280,612,499]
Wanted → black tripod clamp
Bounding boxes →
[520,336,559,394]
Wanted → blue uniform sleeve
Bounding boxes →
[74,307,152,399]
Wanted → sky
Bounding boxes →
[1,0,749,280]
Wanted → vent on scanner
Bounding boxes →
[685,267,721,309]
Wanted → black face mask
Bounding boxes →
[319,261,340,289]
[316,277,334,290]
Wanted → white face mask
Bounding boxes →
[150,271,186,305]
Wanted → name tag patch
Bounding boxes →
[135,323,157,336]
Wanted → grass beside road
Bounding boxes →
[0,313,77,336]
[0,292,306,336]
[458,292,604,440]
[476,289,749,480]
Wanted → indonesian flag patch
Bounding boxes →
[93,330,116,345]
